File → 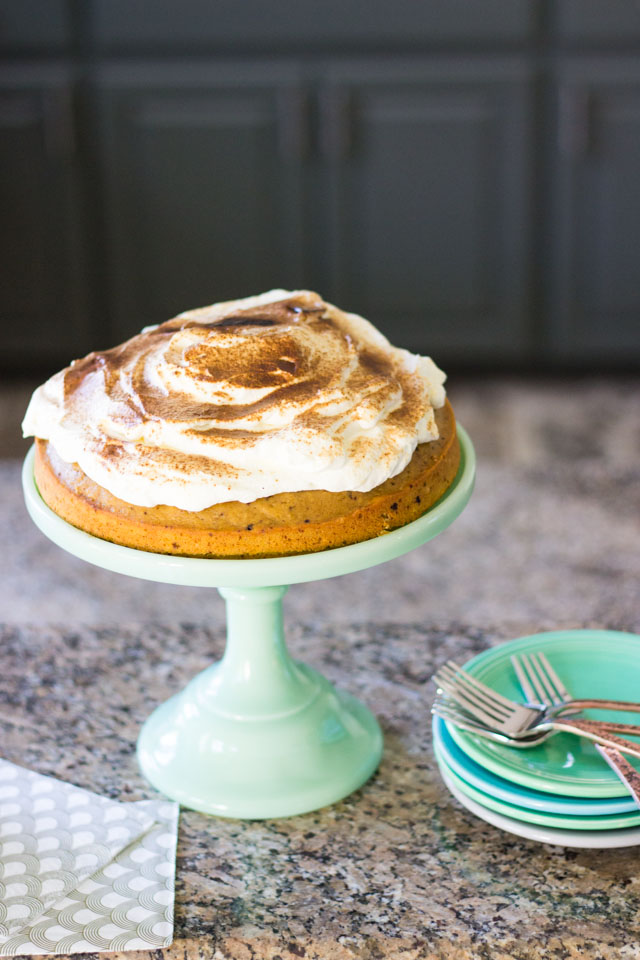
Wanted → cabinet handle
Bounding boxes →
[277,88,311,162]
[319,88,353,161]
[558,86,594,158]
[43,85,77,162]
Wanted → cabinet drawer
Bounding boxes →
[91,0,534,50]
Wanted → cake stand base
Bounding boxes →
[137,585,382,818]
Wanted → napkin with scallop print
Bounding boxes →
[0,759,179,955]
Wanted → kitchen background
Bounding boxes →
[1,0,639,627]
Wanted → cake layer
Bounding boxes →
[34,402,459,558]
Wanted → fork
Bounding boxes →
[511,651,640,806]
[510,651,640,718]
[433,661,640,759]
[432,695,563,748]
[434,660,545,730]
[432,693,640,751]
[434,661,640,733]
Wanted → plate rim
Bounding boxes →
[21,426,475,588]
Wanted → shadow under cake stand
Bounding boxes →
[23,427,475,819]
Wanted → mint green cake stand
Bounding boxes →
[22,427,474,819]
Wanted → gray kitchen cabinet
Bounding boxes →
[549,60,640,361]
[97,62,307,340]
[2,3,640,372]
[97,58,534,360]
[0,63,91,367]
[319,60,533,360]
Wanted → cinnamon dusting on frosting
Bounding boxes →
[23,289,447,509]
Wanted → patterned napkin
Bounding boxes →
[0,760,179,955]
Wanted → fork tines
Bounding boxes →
[433,660,516,726]
[511,652,571,706]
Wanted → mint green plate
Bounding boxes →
[434,745,640,830]
[446,630,640,799]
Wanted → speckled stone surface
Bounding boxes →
[3,376,640,957]
[3,620,640,960]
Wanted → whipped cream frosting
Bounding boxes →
[23,290,447,509]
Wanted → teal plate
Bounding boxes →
[445,630,640,799]
[434,748,640,830]
[433,716,638,815]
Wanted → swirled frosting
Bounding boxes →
[23,290,447,509]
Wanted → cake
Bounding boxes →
[23,290,460,558]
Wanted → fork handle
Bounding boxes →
[595,745,640,807]
[551,719,640,760]
[569,719,640,737]
[557,698,640,714]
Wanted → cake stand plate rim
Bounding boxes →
[22,425,475,588]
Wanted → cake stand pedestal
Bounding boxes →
[23,427,474,819]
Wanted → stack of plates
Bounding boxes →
[433,630,640,848]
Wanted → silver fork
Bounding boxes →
[434,660,549,731]
[433,661,640,759]
[510,651,640,718]
[511,652,640,806]
[432,695,561,748]
[432,693,640,751]
[434,661,640,733]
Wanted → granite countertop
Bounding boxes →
[2,377,640,957]
[3,619,640,960]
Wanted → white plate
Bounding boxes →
[439,766,640,849]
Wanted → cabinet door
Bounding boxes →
[319,60,533,361]
[0,64,89,367]
[0,0,70,50]
[550,61,640,362]
[98,63,307,340]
